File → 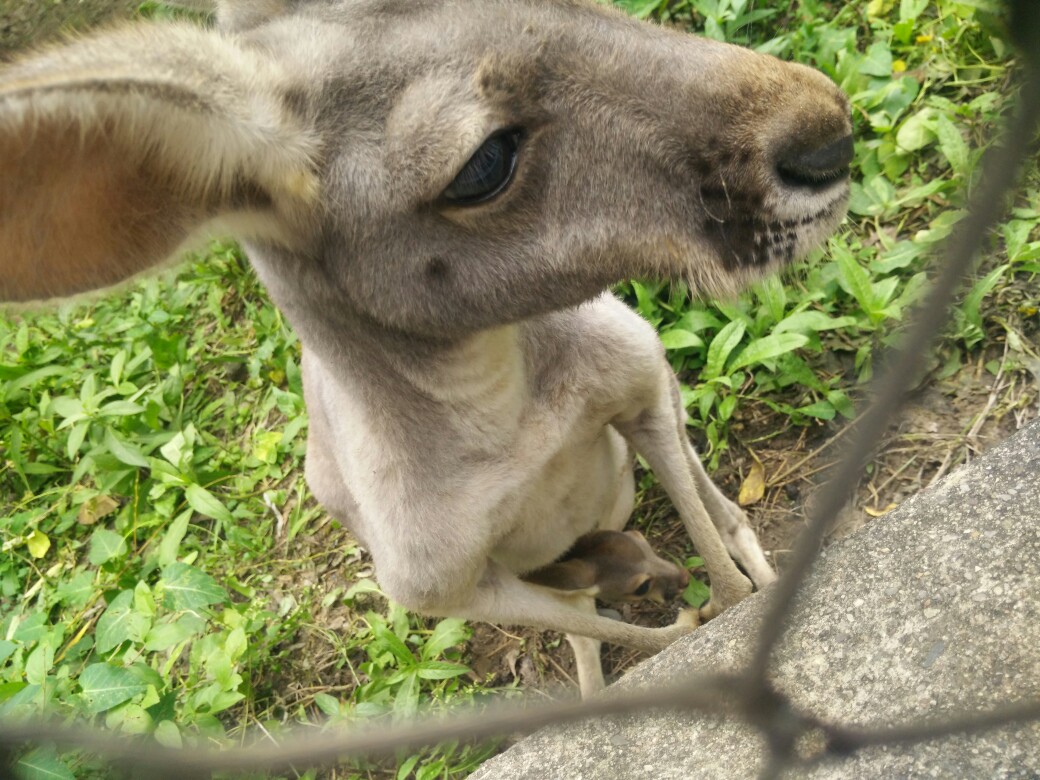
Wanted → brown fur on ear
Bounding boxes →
[522,559,600,594]
[1,125,204,301]
[0,22,317,303]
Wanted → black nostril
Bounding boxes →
[777,134,854,189]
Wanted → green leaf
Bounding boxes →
[96,590,152,654]
[110,350,127,386]
[935,113,971,176]
[98,400,146,417]
[421,618,470,661]
[160,562,228,611]
[108,703,152,735]
[49,396,84,420]
[252,431,283,465]
[754,276,787,323]
[962,264,1009,330]
[717,393,737,422]
[154,721,183,749]
[314,693,342,718]
[835,246,878,314]
[7,365,67,394]
[659,328,705,350]
[12,613,49,643]
[682,579,710,608]
[0,640,17,665]
[629,281,661,323]
[729,333,809,372]
[143,613,206,652]
[703,321,746,380]
[873,241,925,274]
[156,509,192,567]
[15,748,75,780]
[373,623,416,667]
[827,390,856,419]
[672,309,723,333]
[392,672,420,719]
[103,429,150,468]
[80,663,147,713]
[773,311,857,335]
[798,401,838,420]
[134,581,156,617]
[184,484,235,525]
[1004,220,1034,261]
[206,689,245,715]
[225,627,247,663]
[896,108,937,153]
[858,41,893,77]
[66,421,90,460]
[89,528,128,566]
[345,578,383,602]
[24,641,54,686]
[160,427,195,471]
[397,755,422,780]
[26,529,51,559]
[415,660,471,680]
[899,0,928,21]
[614,0,664,19]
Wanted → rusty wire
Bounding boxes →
[2,0,1039,777]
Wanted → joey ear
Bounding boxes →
[0,23,317,303]
[522,560,600,594]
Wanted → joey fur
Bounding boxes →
[522,530,692,605]
[0,0,852,696]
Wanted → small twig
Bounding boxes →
[766,421,858,487]
[965,344,1009,444]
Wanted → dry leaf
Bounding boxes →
[738,461,766,506]
[865,503,898,518]
[78,495,120,525]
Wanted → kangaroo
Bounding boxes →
[522,530,692,605]
[0,0,852,696]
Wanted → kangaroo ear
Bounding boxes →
[522,560,600,595]
[0,23,318,303]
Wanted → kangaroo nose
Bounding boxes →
[670,567,691,598]
[776,134,854,189]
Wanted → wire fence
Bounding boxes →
[2,0,1039,778]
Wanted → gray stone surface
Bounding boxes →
[474,421,1040,779]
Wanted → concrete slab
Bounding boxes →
[473,421,1040,779]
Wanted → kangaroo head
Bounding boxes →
[522,530,692,604]
[0,0,851,338]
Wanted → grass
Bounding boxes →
[1,1,1038,778]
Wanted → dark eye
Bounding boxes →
[633,579,652,597]
[443,129,522,205]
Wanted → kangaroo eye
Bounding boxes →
[633,579,653,597]
[443,129,522,205]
